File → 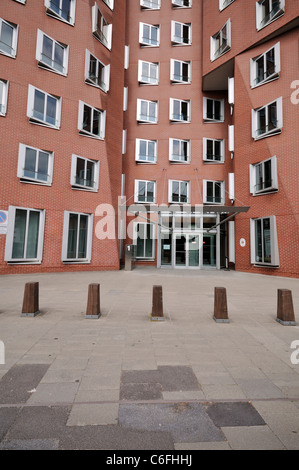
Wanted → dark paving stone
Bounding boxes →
[0,407,20,440]
[121,369,161,385]
[120,383,163,401]
[205,402,266,427]
[0,364,50,404]
[158,366,200,391]
[119,403,225,443]
[0,439,59,450]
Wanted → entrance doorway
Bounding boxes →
[174,234,200,268]
[203,234,216,267]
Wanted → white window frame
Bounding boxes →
[172,0,192,8]
[13,0,26,4]
[203,97,225,122]
[250,42,280,88]
[0,18,19,58]
[134,180,156,203]
[140,0,161,10]
[44,0,76,26]
[250,216,279,266]
[219,0,235,10]
[210,19,231,61]
[171,21,192,46]
[249,156,278,195]
[203,138,225,163]
[256,0,285,31]
[135,139,157,163]
[139,22,160,47]
[0,79,9,116]
[78,100,106,139]
[134,222,155,260]
[169,138,191,163]
[70,154,100,192]
[85,50,110,92]
[170,98,191,123]
[36,29,69,76]
[103,0,114,10]
[168,180,190,204]
[27,84,62,129]
[4,206,45,264]
[62,211,93,263]
[138,60,159,85]
[137,99,158,124]
[203,180,225,205]
[92,3,112,50]
[17,143,54,185]
[251,97,283,140]
[170,59,191,84]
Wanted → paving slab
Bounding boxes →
[205,402,266,427]
[0,364,50,404]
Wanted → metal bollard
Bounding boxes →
[21,282,39,317]
[85,283,101,319]
[276,289,296,325]
[213,287,229,323]
[151,285,164,321]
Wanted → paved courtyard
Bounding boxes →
[0,267,299,450]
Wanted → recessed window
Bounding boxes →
[169,138,190,163]
[170,59,191,84]
[140,0,160,9]
[138,60,159,85]
[210,19,231,61]
[250,216,279,266]
[135,180,156,203]
[137,99,158,124]
[172,0,192,8]
[17,143,54,185]
[134,222,155,259]
[0,18,18,58]
[251,97,283,140]
[78,101,106,139]
[203,180,225,204]
[170,98,190,123]
[0,79,8,116]
[203,97,224,122]
[171,21,192,45]
[62,212,93,263]
[169,180,190,203]
[250,42,280,88]
[139,22,160,47]
[135,139,157,163]
[5,207,45,264]
[219,0,235,10]
[36,30,69,76]
[27,85,61,129]
[71,154,99,191]
[45,0,76,25]
[92,3,112,50]
[203,138,225,162]
[85,50,110,92]
[250,156,278,195]
[256,0,285,30]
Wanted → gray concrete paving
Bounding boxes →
[0,267,299,450]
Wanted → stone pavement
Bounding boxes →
[0,267,299,451]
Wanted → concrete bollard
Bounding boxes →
[213,287,229,323]
[151,285,164,321]
[276,289,296,325]
[85,283,101,319]
[21,282,39,317]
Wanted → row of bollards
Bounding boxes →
[20,282,296,325]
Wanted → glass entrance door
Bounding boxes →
[175,235,186,267]
[203,234,216,267]
[174,234,200,268]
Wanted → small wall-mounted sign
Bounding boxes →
[0,211,8,235]
[240,238,246,247]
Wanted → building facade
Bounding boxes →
[0,0,298,278]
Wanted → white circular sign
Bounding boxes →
[240,238,246,247]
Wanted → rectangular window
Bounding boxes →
[203,180,225,204]
[171,21,192,45]
[169,180,190,203]
[169,138,190,163]
[134,223,155,259]
[250,216,279,266]
[137,99,158,123]
[138,60,159,85]
[135,139,157,163]
[17,143,54,185]
[45,0,76,25]
[140,0,161,9]
[0,79,8,116]
[219,0,235,10]
[170,59,191,84]
[85,50,110,92]
[252,97,282,140]
[71,154,99,191]
[0,18,18,58]
[170,98,190,122]
[27,85,61,129]
[103,0,114,9]
[172,0,192,8]
[250,42,280,88]
[134,180,156,203]
[256,0,285,30]
[250,156,278,195]
[210,19,231,61]
[92,3,112,50]
[203,97,224,122]
[5,207,45,264]
[78,101,106,139]
[62,212,93,263]
[36,30,69,76]
[203,138,225,162]
[139,23,160,47]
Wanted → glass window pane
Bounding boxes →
[1,22,13,55]
[76,157,85,185]
[33,89,45,121]
[24,148,37,179]
[37,151,49,182]
[67,213,78,258]
[138,181,146,201]
[12,209,26,259]
[255,219,262,262]
[78,215,88,258]
[54,43,64,72]
[86,160,94,187]
[263,218,271,263]
[46,95,57,125]
[42,36,53,67]
[26,211,40,258]
[83,105,91,133]
[92,109,100,136]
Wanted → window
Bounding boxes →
[256,0,285,30]
[171,21,192,45]
[250,42,280,88]
[169,180,190,203]
[103,0,114,9]
[36,30,69,76]
[137,99,158,123]
[138,60,159,85]
[250,216,279,266]
[140,0,160,9]
[203,97,224,122]
[17,143,54,185]
[92,3,112,50]
[62,212,93,263]
[27,85,61,129]
[219,0,235,10]
[250,156,278,195]
[0,79,8,116]
[170,98,190,122]
[203,138,225,162]
[170,59,191,84]
[45,0,76,25]
[252,97,283,140]
[13,0,26,3]
[172,0,192,8]
[0,18,18,58]
[5,207,45,264]
[135,139,157,163]
[169,138,190,163]
[134,180,156,203]
[139,23,160,47]
[134,223,155,259]
[85,50,110,92]
[203,180,225,204]
[71,155,99,191]
[210,19,231,61]
[78,101,106,139]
